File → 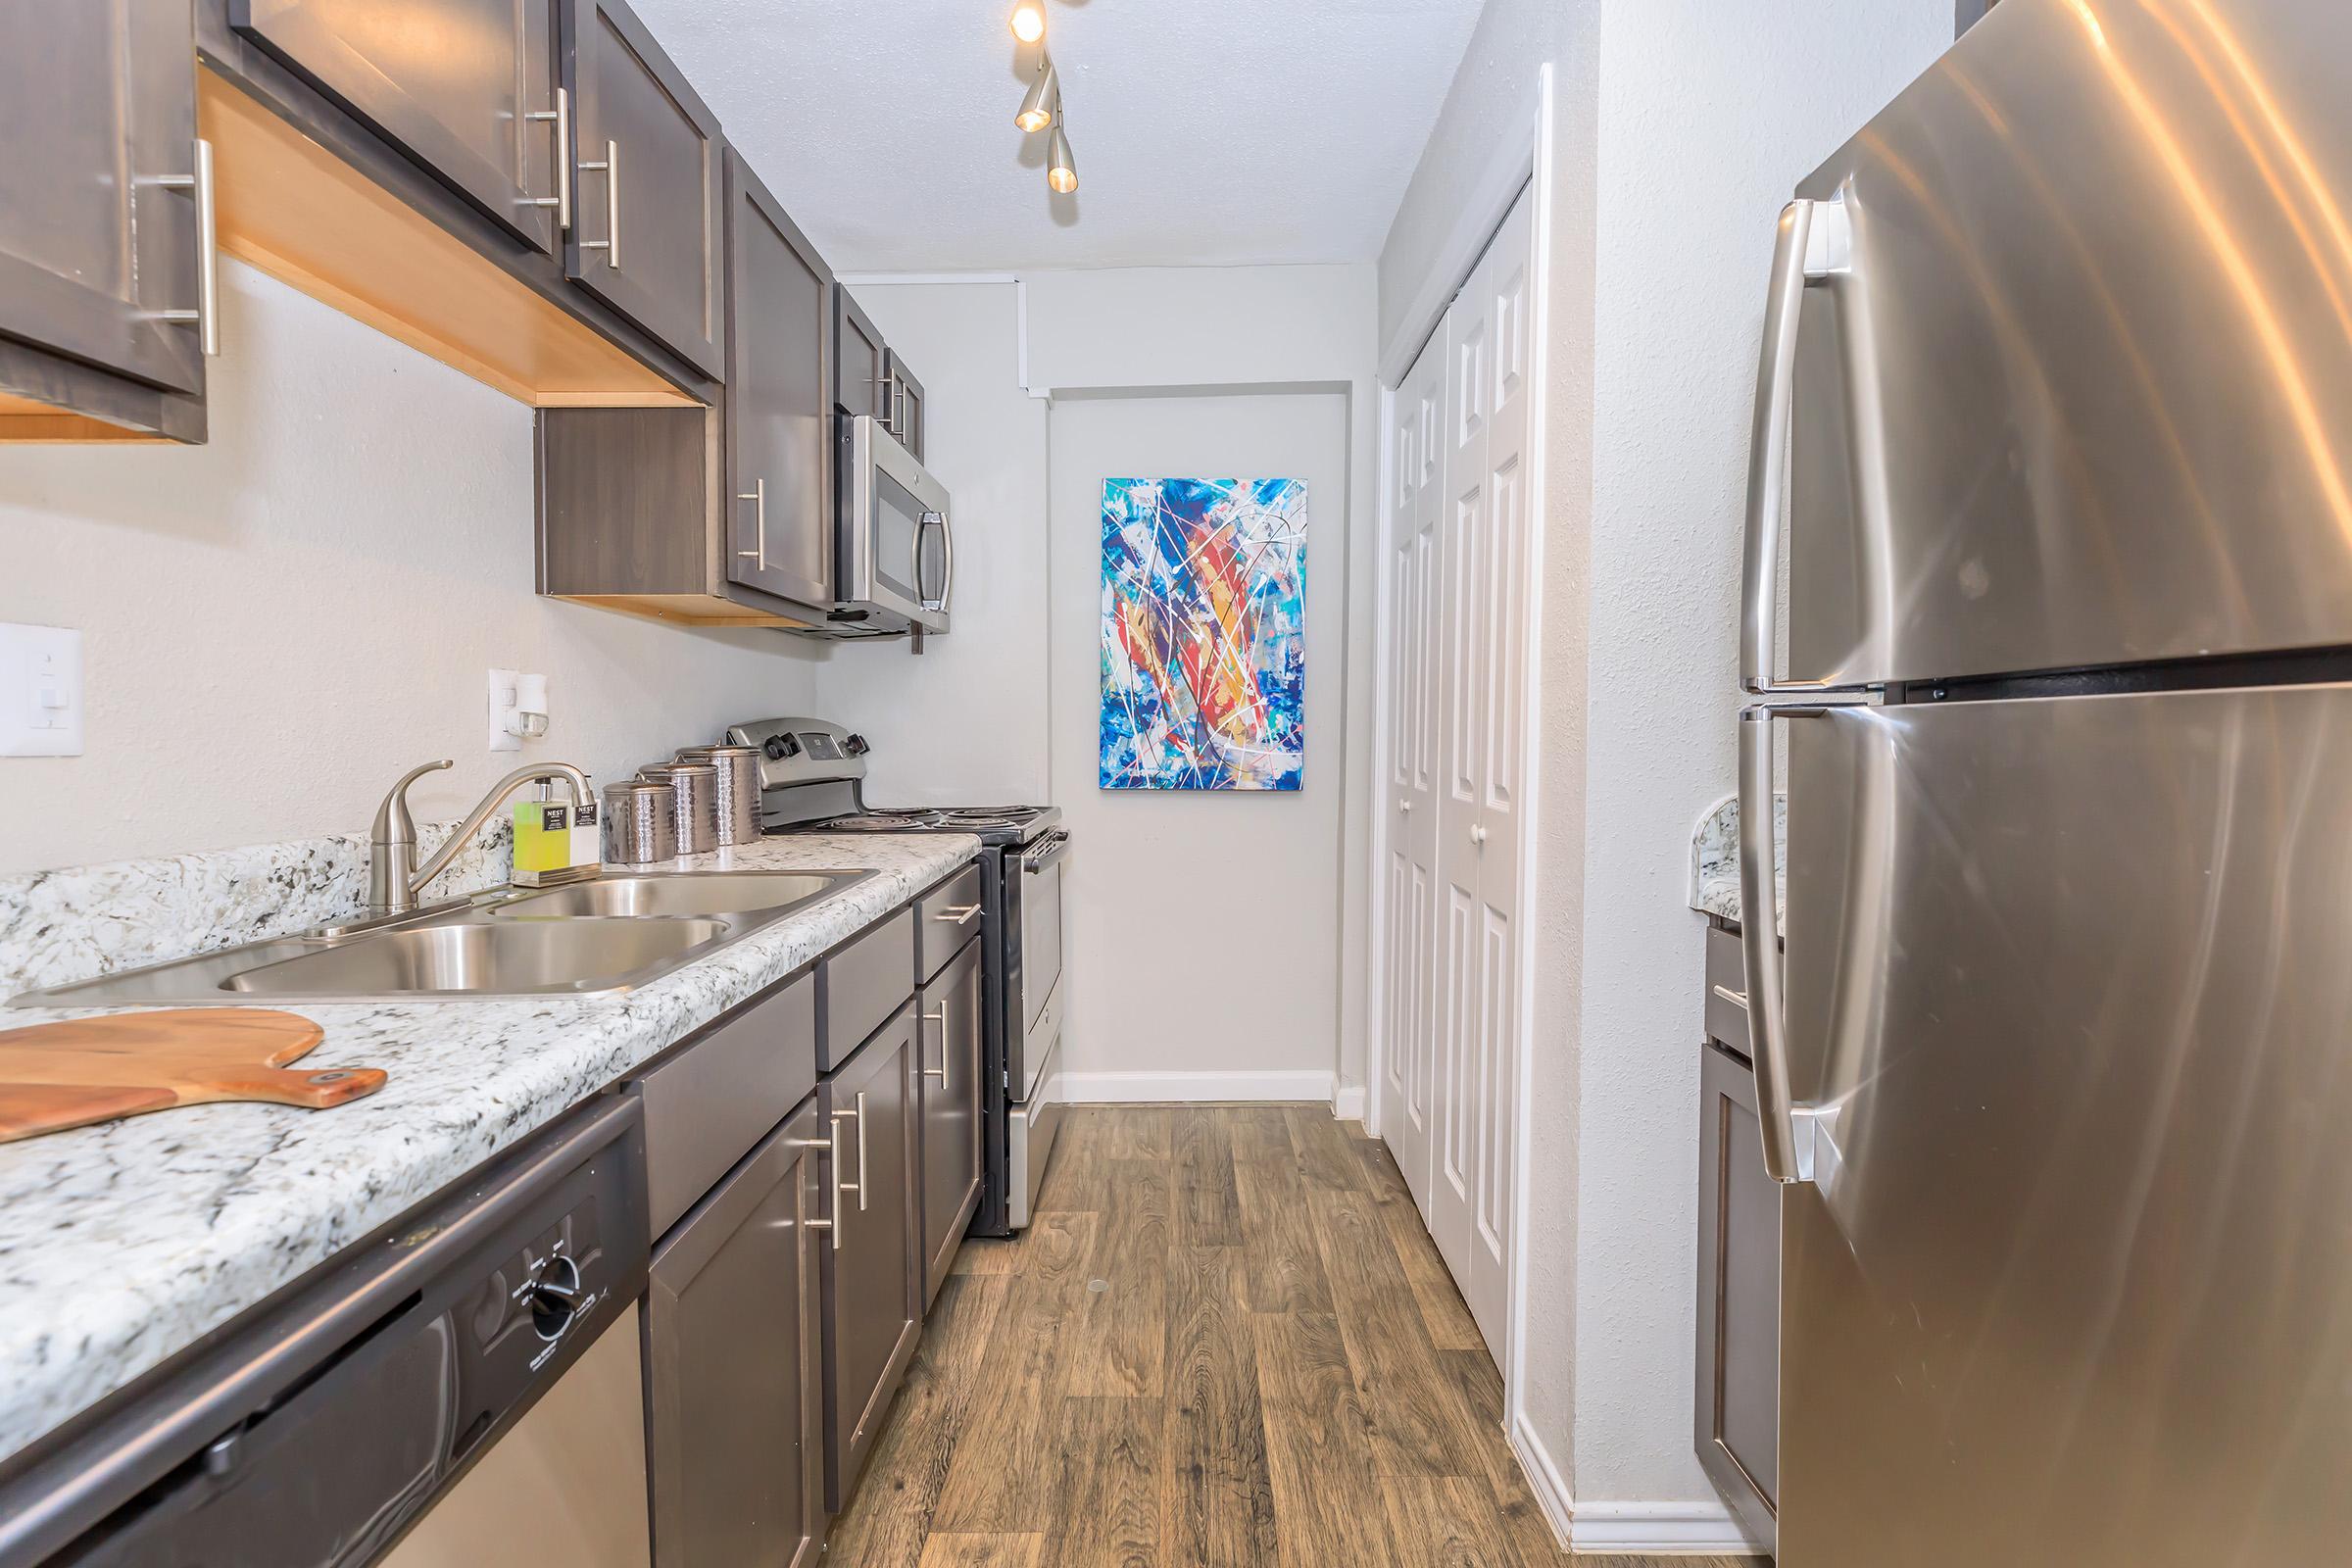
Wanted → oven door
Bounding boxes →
[840,415,951,633]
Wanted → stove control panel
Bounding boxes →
[726,715,868,792]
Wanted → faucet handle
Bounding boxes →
[373,760,454,846]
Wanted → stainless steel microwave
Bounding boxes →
[835,414,952,635]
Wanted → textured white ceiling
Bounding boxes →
[624,0,1487,272]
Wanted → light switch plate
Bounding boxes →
[0,623,83,758]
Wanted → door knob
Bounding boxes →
[1399,799,1413,813]
[1470,824,1488,846]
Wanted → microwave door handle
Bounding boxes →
[934,512,955,612]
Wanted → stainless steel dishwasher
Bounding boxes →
[0,1096,651,1568]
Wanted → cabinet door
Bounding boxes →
[725,152,833,611]
[564,0,725,378]
[0,0,204,397]
[818,1004,920,1513]
[833,285,885,422]
[917,939,983,1306]
[646,1101,826,1568]
[232,0,562,255]
[1694,1041,1779,1544]
[886,350,925,462]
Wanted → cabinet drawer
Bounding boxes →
[916,861,983,981]
[635,972,814,1235]
[822,906,915,1070]
[1704,925,1750,1060]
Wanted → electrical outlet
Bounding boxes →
[488,668,522,753]
[0,624,83,758]
[489,669,550,752]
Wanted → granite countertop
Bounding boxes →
[1689,792,1785,929]
[0,832,979,1467]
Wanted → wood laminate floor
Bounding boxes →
[829,1104,1767,1568]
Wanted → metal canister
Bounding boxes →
[603,781,676,865]
[640,761,719,855]
[675,744,762,846]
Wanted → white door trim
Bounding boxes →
[1366,62,1556,1413]
[1366,376,1398,1141]
[1502,59,1556,1476]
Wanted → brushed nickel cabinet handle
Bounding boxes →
[852,1091,868,1211]
[934,904,982,926]
[577,138,619,270]
[523,86,571,231]
[735,477,767,569]
[923,1004,950,1088]
[789,1131,843,1250]
[156,138,219,356]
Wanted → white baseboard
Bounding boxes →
[1508,1414,1575,1550]
[1331,1083,1367,1122]
[1060,1069,1335,1104]
[1505,1414,1762,1557]
[1568,1499,1763,1555]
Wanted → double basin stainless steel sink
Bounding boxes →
[13,870,874,1007]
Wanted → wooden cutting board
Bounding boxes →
[0,1009,387,1145]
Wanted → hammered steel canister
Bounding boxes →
[639,761,718,855]
[675,744,762,846]
[602,781,676,864]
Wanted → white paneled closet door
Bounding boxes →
[1385,184,1535,1361]
[1383,328,1446,1214]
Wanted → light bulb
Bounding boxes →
[1015,56,1058,133]
[1047,117,1078,193]
[1009,1,1045,43]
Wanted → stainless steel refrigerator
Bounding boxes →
[1739,1,2352,1561]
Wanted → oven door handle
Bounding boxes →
[1021,830,1071,873]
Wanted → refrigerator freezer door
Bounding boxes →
[1779,686,2352,1565]
[1779,0,2352,687]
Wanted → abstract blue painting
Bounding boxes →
[1100,477,1307,791]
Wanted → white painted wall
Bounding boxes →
[1047,393,1349,1091]
[812,283,1051,808]
[1570,0,1952,1523]
[0,263,822,877]
[1375,0,1952,1542]
[833,266,1380,1102]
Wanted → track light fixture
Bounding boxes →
[1009,0,1045,43]
[1047,112,1078,194]
[1015,55,1059,133]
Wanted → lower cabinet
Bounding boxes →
[818,1004,922,1513]
[1694,1011,1780,1546]
[917,936,984,1306]
[645,1099,826,1568]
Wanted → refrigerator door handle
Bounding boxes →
[1739,702,1863,1184]
[1742,195,1862,697]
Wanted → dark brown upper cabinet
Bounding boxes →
[726,152,834,612]
[0,0,207,442]
[886,350,925,463]
[229,0,564,257]
[564,0,726,381]
[833,286,886,424]
[833,285,927,461]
